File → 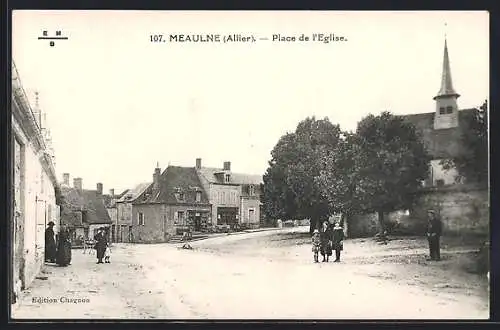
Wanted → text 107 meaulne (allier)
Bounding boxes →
[149,33,347,44]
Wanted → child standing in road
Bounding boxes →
[311,229,321,263]
[104,243,111,263]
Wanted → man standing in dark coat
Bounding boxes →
[332,221,345,262]
[44,221,57,263]
[56,225,72,266]
[94,227,107,264]
[426,210,442,261]
[319,221,333,262]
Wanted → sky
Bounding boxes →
[12,11,489,193]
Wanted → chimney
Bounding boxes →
[73,178,83,192]
[223,161,231,171]
[96,183,103,195]
[63,173,70,186]
[153,165,161,190]
[196,158,202,169]
[109,189,115,197]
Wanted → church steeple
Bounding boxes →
[434,38,460,100]
[433,32,460,130]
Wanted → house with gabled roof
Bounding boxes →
[131,164,211,243]
[195,158,264,229]
[59,175,112,245]
[114,182,150,242]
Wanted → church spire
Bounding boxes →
[434,34,460,100]
[433,27,460,130]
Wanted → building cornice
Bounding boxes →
[12,61,60,191]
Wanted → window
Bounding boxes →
[436,179,445,187]
[446,106,453,114]
[249,185,255,196]
[439,107,445,114]
[249,209,255,222]
[138,212,145,226]
[196,191,202,202]
[179,193,184,201]
[225,174,230,183]
[178,211,185,225]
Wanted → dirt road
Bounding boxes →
[11,227,489,320]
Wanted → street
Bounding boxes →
[12,227,489,320]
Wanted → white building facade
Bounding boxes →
[11,61,61,305]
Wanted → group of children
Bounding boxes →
[311,220,345,263]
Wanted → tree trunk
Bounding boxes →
[309,217,320,234]
[342,212,350,237]
[377,211,386,235]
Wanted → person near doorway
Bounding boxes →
[426,209,442,261]
[332,221,345,262]
[56,225,72,266]
[44,221,57,263]
[94,227,107,264]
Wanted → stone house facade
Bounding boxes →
[195,158,263,229]
[11,61,61,305]
[131,165,211,243]
[114,182,150,242]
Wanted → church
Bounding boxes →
[401,38,479,187]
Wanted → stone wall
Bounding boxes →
[347,184,489,238]
[411,184,489,236]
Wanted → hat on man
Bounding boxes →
[48,221,55,226]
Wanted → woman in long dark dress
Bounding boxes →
[332,221,345,262]
[56,225,72,266]
[94,227,107,264]
[319,221,333,262]
[44,221,57,263]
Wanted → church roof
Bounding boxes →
[400,108,477,159]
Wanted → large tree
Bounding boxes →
[352,111,431,234]
[262,117,342,233]
[441,100,488,184]
[315,131,359,228]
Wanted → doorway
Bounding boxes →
[194,215,201,231]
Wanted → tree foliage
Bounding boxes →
[442,100,488,184]
[349,112,431,232]
[264,112,431,236]
[262,117,341,232]
[315,132,358,220]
